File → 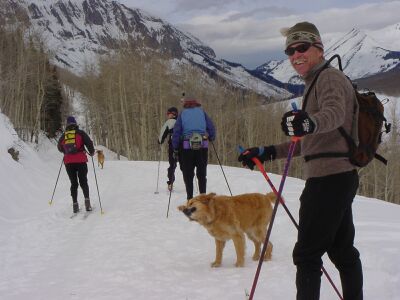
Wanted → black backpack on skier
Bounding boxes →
[303,54,391,167]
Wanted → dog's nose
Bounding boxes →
[183,207,196,216]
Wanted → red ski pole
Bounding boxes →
[240,103,343,300]
[238,145,298,228]
[246,136,299,300]
[238,145,343,300]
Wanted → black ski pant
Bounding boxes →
[293,170,363,300]
[65,163,90,203]
[167,142,177,185]
[179,148,208,199]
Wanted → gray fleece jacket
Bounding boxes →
[274,59,359,179]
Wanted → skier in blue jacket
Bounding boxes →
[172,97,215,200]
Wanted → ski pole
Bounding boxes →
[166,188,172,218]
[49,158,64,205]
[211,141,233,196]
[195,175,199,194]
[91,156,104,214]
[238,146,343,300]
[247,135,299,300]
[238,145,295,221]
[155,146,161,194]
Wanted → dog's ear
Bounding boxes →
[198,193,216,205]
[177,204,186,211]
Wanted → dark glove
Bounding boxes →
[281,110,315,137]
[173,150,179,161]
[238,146,276,170]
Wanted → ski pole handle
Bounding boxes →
[238,145,285,204]
[238,145,245,153]
[237,145,265,171]
[290,102,301,142]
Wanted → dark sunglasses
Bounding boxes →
[284,43,312,56]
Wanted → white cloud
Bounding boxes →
[173,0,237,11]
[176,1,400,67]
[120,0,400,67]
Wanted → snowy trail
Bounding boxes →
[1,147,400,300]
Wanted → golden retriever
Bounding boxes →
[178,192,275,267]
[96,150,105,169]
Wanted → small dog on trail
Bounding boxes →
[178,192,275,267]
[96,150,105,169]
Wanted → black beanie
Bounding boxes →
[167,107,178,116]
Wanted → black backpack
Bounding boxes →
[303,54,391,167]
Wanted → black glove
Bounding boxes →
[281,110,315,137]
[238,146,276,170]
[173,150,179,161]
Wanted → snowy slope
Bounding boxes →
[1,111,400,300]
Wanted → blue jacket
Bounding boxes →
[172,107,215,150]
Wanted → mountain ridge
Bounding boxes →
[255,27,400,95]
[1,0,292,100]
[2,0,399,97]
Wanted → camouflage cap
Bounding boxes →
[280,22,323,49]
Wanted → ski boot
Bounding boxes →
[73,202,79,214]
[168,183,173,192]
[85,198,92,212]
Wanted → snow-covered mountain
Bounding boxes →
[368,23,400,52]
[0,0,291,100]
[256,28,400,87]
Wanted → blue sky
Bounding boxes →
[119,0,400,68]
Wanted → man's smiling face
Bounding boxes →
[288,43,324,77]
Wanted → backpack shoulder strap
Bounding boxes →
[303,55,355,163]
[374,153,388,165]
[302,55,342,110]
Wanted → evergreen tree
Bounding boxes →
[42,64,63,138]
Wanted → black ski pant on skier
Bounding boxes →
[293,170,363,300]
[167,142,177,185]
[65,163,90,203]
[179,148,208,200]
